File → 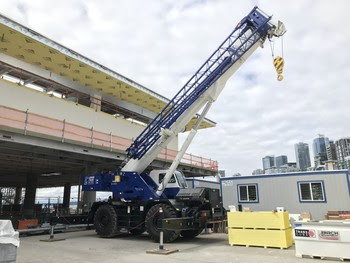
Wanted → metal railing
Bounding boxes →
[0,105,218,170]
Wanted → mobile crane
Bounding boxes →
[82,7,286,242]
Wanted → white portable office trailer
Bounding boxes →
[220,170,350,220]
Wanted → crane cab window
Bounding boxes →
[158,171,188,188]
[174,171,188,188]
[159,173,176,184]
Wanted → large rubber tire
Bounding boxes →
[145,203,180,243]
[94,204,119,238]
[180,228,204,238]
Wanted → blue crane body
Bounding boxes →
[82,7,286,242]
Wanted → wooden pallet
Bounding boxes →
[296,254,350,261]
[230,244,286,250]
[228,228,293,249]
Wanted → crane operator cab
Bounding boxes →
[148,170,188,199]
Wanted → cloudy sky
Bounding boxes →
[2,0,350,183]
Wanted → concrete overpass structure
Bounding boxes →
[0,14,218,219]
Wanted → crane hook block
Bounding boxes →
[273,56,284,81]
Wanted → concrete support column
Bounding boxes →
[63,183,71,209]
[14,187,22,205]
[82,91,101,212]
[82,191,96,212]
[90,93,102,111]
[82,165,97,212]
[23,174,38,218]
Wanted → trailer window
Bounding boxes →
[238,184,258,202]
[298,181,325,202]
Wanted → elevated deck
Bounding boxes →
[0,103,218,187]
[0,105,217,170]
[0,13,215,130]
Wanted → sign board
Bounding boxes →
[222,180,234,186]
[295,229,316,238]
[318,230,340,241]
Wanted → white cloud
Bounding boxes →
[2,0,350,179]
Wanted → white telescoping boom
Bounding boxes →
[122,7,286,196]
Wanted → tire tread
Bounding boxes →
[94,204,119,238]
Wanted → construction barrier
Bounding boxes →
[17,219,39,230]
[228,211,293,249]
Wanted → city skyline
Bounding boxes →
[256,134,350,174]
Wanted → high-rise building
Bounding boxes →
[252,169,264,175]
[295,142,311,171]
[326,140,337,161]
[313,135,329,166]
[275,155,288,167]
[218,170,226,178]
[262,156,275,170]
[335,138,350,169]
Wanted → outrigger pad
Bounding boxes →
[146,248,179,255]
[40,238,65,242]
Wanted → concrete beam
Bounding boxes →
[0,131,124,161]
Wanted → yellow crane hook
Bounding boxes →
[273,56,284,81]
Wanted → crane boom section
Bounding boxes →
[123,7,280,173]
